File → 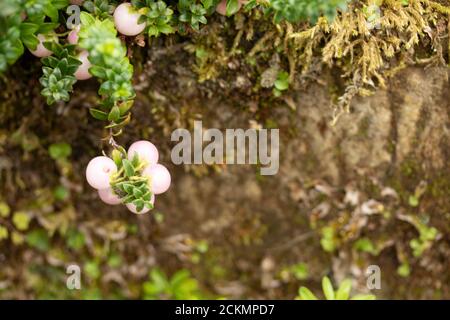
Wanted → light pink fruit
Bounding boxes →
[86,156,117,190]
[126,194,155,214]
[127,140,159,166]
[30,34,56,58]
[74,51,92,80]
[98,188,122,205]
[143,164,171,195]
[67,26,80,45]
[114,3,146,36]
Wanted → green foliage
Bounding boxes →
[26,229,50,251]
[0,14,24,73]
[142,268,204,299]
[178,0,212,31]
[53,185,70,201]
[110,150,154,213]
[12,211,31,231]
[0,226,8,241]
[410,223,438,257]
[48,142,72,160]
[353,238,378,255]
[66,228,86,250]
[83,0,117,19]
[24,0,69,23]
[40,42,82,104]
[397,262,411,277]
[297,276,376,300]
[320,226,338,252]
[269,0,348,24]
[0,202,11,218]
[273,70,289,97]
[226,0,240,16]
[79,12,135,130]
[133,0,175,37]
[48,143,72,160]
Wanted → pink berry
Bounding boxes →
[74,51,92,80]
[98,188,122,205]
[114,3,146,36]
[143,164,171,195]
[67,26,79,45]
[85,156,117,190]
[127,140,159,166]
[30,34,56,58]
[126,194,155,214]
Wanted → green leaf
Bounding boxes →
[149,268,169,291]
[0,202,11,218]
[80,12,96,26]
[53,185,70,201]
[108,105,121,122]
[111,149,123,168]
[84,261,100,279]
[26,229,50,251]
[335,279,352,300]
[89,108,108,121]
[122,159,135,177]
[48,142,72,160]
[12,212,31,231]
[274,71,290,91]
[0,226,8,241]
[133,187,143,198]
[66,229,86,251]
[322,276,335,300]
[226,0,240,16]
[298,287,318,300]
[351,294,376,300]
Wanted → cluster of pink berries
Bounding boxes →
[30,0,249,77]
[85,140,171,214]
[30,1,145,80]
[30,28,91,82]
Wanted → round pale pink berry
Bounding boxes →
[30,34,56,58]
[85,156,117,190]
[126,194,155,214]
[114,3,146,36]
[98,188,122,205]
[74,51,92,80]
[67,26,80,45]
[143,164,171,195]
[127,140,159,166]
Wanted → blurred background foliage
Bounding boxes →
[1,0,450,300]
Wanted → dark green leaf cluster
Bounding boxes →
[133,0,175,37]
[83,0,117,19]
[111,151,154,213]
[178,0,213,31]
[0,15,23,72]
[40,43,82,104]
[24,0,68,23]
[0,0,65,72]
[78,13,135,128]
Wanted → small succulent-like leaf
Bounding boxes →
[335,279,352,300]
[322,276,335,300]
[122,159,135,177]
[298,287,318,300]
